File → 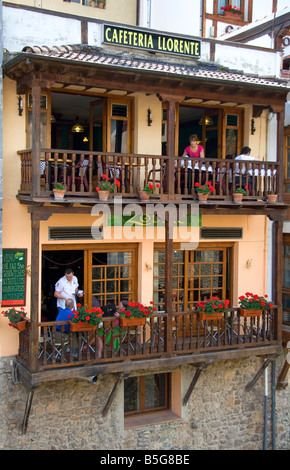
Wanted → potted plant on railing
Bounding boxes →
[53,182,66,200]
[196,298,230,321]
[194,182,215,202]
[118,301,156,327]
[1,307,29,331]
[233,186,247,204]
[267,191,278,204]
[69,303,104,332]
[139,182,160,200]
[238,292,273,317]
[97,0,105,8]
[96,174,120,201]
[221,5,244,19]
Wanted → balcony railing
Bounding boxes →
[18,149,280,201]
[17,308,278,372]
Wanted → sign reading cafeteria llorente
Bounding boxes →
[103,25,201,58]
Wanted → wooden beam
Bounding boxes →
[245,354,279,392]
[31,79,41,198]
[165,214,173,358]
[102,372,130,417]
[274,220,283,343]
[183,362,212,405]
[21,390,34,435]
[276,342,290,389]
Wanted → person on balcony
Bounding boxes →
[55,298,78,356]
[234,146,256,190]
[180,134,207,192]
[54,267,83,311]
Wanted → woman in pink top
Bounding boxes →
[183,134,204,159]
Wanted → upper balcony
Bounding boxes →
[17,149,287,216]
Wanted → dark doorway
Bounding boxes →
[41,250,84,321]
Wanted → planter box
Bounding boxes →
[223,11,243,20]
[120,317,146,327]
[69,321,97,332]
[240,308,263,318]
[199,311,223,321]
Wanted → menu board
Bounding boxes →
[1,249,27,307]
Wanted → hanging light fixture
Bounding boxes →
[71,116,84,133]
[199,116,214,126]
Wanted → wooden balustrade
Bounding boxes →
[17,308,277,372]
[17,149,280,201]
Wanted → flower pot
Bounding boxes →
[199,311,223,321]
[90,0,96,5]
[197,193,208,203]
[240,308,263,318]
[98,1,104,8]
[12,320,28,331]
[267,194,278,204]
[53,189,66,200]
[69,321,97,332]
[233,193,243,204]
[139,191,150,201]
[223,11,243,19]
[98,190,109,201]
[120,317,146,327]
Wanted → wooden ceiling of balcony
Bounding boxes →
[4,46,289,111]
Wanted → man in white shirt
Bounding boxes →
[54,268,83,311]
[235,146,257,188]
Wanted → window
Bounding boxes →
[284,131,290,194]
[154,246,229,313]
[26,91,51,148]
[124,374,169,415]
[282,236,290,325]
[91,249,137,306]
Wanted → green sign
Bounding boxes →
[1,249,27,307]
[103,25,201,58]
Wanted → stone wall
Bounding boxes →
[0,354,289,450]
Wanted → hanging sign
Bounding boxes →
[103,25,201,58]
[1,249,27,307]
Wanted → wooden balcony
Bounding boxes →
[17,307,279,375]
[17,149,285,211]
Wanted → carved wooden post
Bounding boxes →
[31,79,41,197]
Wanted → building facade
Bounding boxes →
[0,0,290,450]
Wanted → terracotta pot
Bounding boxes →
[233,193,243,204]
[98,1,104,8]
[12,320,27,331]
[69,321,97,332]
[98,190,109,201]
[267,194,278,204]
[199,311,223,321]
[139,191,150,201]
[240,308,263,318]
[90,0,96,5]
[53,189,66,200]
[120,317,146,327]
[197,193,208,202]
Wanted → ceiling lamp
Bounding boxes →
[71,117,84,133]
[199,116,214,126]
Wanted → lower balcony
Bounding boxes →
[17,307,279,376]
[17,149,283,207]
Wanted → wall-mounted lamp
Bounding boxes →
[147,108,152,126]
[18,95,23,116]
[251,118,256,135]
[246,259,253,269]
[145,261,152,270]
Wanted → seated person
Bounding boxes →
[55,298,78,353]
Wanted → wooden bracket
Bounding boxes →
[21,390,35,435]
[183,362,212,406]
[245,354,279,392]
[102,372,130,417]
[277,341,290,390]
